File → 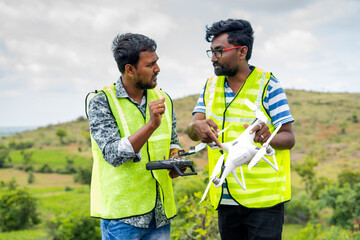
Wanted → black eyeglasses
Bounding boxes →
[206,46,243,58]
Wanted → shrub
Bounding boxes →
[318,183,360,229]
[74,167,92,185]
[8,140,34,150]
[38,163,53,173]
[294,223,355,240]
[56,129,67,145]
[27,171,35,184]
[57,157,77,174]
[21,150,33,172]
[285,192,314,224]
[338,169,360,188]
[47,212,100,240]
[171,192,219,240]
[0,182,40,232]
[0,144,9,168]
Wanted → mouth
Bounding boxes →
[152,74,158,82]
[213,63,220,68]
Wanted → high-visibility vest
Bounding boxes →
[90,84,176,219]
[204,67,291,209]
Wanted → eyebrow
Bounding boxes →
[148,57,159,65]
[211,46,225,50]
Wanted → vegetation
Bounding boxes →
[0,179,40,232]
[0,90,359,239]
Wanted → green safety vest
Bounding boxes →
[204,67,291,209]
[90,85,176,219]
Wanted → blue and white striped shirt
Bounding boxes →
[193,70,294,205]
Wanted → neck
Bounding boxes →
[226,64,251,94]
[122,76,144,104]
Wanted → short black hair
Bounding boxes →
[205,19,254,60]
[112,33,157,73]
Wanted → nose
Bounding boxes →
[211,54,218,62]
[154,63,160,73]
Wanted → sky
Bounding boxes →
[0,0,359,127]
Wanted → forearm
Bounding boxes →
[102,138,141,167]
[88,93,140,167]
[270,123,295,150]
[128,122,157,153]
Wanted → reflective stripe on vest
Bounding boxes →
[204,67,291,209]
[90,85,176,219]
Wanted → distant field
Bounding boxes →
[8,148,92,170]
[0,169,90,240]
[0,90,359,239]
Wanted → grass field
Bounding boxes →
[8,148,92,169]
[0,168,305,240]
[1,90,359,239]
[0,169,90,240]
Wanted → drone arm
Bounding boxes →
[261,156,279,171]
[199,181,212,203]
[232,168,246,190]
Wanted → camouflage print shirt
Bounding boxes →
[88,77,180,228]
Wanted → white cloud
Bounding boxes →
[0,0,359,126]
[261,29,319,60]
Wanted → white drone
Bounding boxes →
[187,99,282,203]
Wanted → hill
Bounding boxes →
[1,89,359,180]
[0,89,359,239]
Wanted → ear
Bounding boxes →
[125,64,136,77]
[239,46,248,60]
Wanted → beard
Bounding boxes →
[213,62,238,77]
[135,74,158,90]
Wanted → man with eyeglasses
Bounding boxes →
[187,19,295,240]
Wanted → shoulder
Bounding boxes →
[265,76,285,97]
[88,91,110,114]
[89,91,107,105]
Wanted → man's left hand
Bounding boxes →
[245,123,270,144]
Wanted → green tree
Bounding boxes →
[28,171,35,184]
[81,130,91,147]
[171,192,219,240]
[294,156,317,197]
[338,169,360,188]
[47,211,100,240]
[56,129,67,145]
[74,167,92,185]
[0,181,40,231]
[21,150,33,172]
[0,144,9,168]
[295,223,356,240]
[318,183,360,229]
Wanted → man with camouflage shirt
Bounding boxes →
[87,33,181,240]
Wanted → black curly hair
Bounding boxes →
[205,19,254,60]
[112,33,157,73]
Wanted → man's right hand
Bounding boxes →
[148,97,165,129]
[188,113,223,149]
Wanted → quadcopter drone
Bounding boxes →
[180,99,283,203]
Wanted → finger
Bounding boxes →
[206,119,220,133]
[208,131,223,149]
[249,123,262,134]
[169,169,178,179]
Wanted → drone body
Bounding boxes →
[198,99,282,203]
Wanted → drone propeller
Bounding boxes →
[248,123,282,170]
[199,154,225,203]
[244,99,268,123]
[194,142,207,152]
